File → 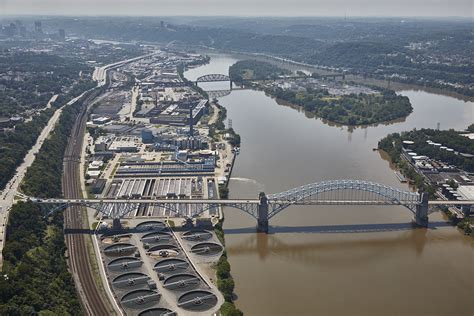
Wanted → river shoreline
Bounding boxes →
[234,80,414,128]
[183,53,473,316]
[196,48,473,102]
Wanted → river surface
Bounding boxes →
[184,55,473,316]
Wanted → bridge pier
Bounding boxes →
[257,192,269,233]
[461,204,472,218]
[414,192,429,227]
[112,218,122,231]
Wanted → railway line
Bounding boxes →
[62,87,115,315]
[61,53,160,315]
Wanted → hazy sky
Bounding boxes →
[0,0,472,17]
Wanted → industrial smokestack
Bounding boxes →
[189,107,194,137]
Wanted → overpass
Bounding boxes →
[28,180,472,233]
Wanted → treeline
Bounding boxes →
[268,87,412,125]
[229,59,291,84]
[21,97,85,197]
[379,129,474,172]
[208,102,241,147]
[214,221,243,316]
[43,17,473,97]
[0,202,81,315]
[0,92,91,313]
[0,109,53,191]
[377,133,431,191]
[0,52,92,115]
[305,41,473,96]
[0,78,94,192]
[0,86,97,314]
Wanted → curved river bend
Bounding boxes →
[185,55,473,316]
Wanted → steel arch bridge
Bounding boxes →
[266,179,420,218]
[196,74,230,83]
[28,179,472,232]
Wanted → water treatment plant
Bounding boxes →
[98,220,223,315]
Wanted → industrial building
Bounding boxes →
[102,176,218,217]
[92,179,107,194]
[108,137,141,152]
[115,159,215,177]
[150,99,208,126]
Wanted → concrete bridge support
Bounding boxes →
[112,218,122,231]
[257,192,269,233]
[414,192,429,227]
[461,205,472,218]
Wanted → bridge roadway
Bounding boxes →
[30,197,474,206]
[30,193,473,233]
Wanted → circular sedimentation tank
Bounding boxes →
[104,243,136,257]
[177,290,217,311]
[113,272,150,289]
[182,230,213,242]
[148,244,180,259]
[136,221,167,232]
[154,258,189,274]
[163,273,200,290]
[141,232,172,244]
[108,257,143,272]
[101,233,132,244]
[190,242,223,256]
[121,289,161,309]
[138,308,176,316]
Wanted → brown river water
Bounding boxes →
[185,54,474,316]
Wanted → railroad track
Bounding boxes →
[62,89,115,315]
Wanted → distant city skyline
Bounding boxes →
[0,0,472,17]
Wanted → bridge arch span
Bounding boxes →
[196,74,230,82]
[266,179,420,219]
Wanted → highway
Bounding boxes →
[0,51,176,312]
[0,93,85,269]
[92,52,158,87]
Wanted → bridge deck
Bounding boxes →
[29,198,474,206]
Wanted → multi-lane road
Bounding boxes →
[0,53,154,312]
[28,197,474,206]
[0,93,84,268]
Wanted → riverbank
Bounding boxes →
[209,100,242,315]
[377,129,473,236]
[182,63,242,315]
[231,77,413,127]
[379,145,473,236]
[264,85,412,126]
[197,48,474,102]
[183,53,473,316]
